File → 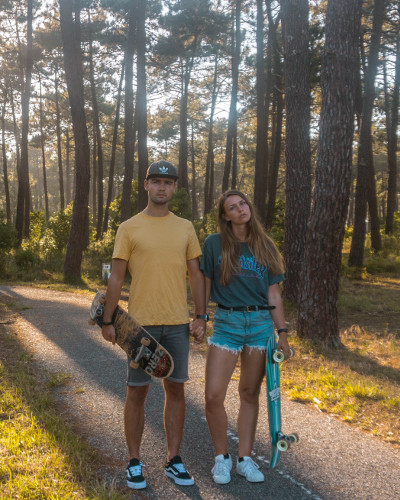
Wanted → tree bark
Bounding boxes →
[297,0,361,347]
[103,61,124,233]
[88,12,104,239]
[281,0,311,302]
[38,74,49,221]
[385,30,399,235]
[121,0,136,223]
[16,0,34,241]
[55,65,65,211]
[204,55,218,217]
[1,97,11,223]
[348,0,385,266]
[136,0,149,212]
[60,0,91,281]
[222,0,241,193]
[253,0,270,222]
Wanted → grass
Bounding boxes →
[0,303,129,500]
[279,274,400,446]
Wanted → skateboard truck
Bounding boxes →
[276,431,299,451]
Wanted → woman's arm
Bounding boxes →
[268,283,291,358]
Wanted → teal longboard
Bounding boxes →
[266,334,298,469]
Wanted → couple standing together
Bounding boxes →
[101,160,291,489]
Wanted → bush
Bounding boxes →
[169,188,192,220]
[83,230,116,281]
[40,204,74,257]
[15,242,42,270]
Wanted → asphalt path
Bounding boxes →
[1,284,399,500]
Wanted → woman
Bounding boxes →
[201,190,290,485]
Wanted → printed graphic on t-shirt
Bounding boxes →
[218,255,267,279]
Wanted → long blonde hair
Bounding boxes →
[217,190,284,286]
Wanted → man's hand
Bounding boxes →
[102,324,116,345]
[189,318,206,344]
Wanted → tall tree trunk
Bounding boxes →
[178,53,195,192]
[17,0,34,241]
[1,97,11,223]
[88,12,104,239]
[92,121,97,226]
[253,0,269,222]
[38,74,49,221]
[222,0,241,192]
[136,0,149,212]
[65,130,71,204]
[204,55,218,216]
[103,61,124,233]
[385,30,399,235]
[121,0,137,223]
[349,0,385,266]
[60,0,91,281]
[265,1,283,230]
[190,122,198,219]
[281,0,311,303]
[55,66,65,211]
[298,0,362,347]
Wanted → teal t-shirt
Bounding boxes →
[201,233,285,307]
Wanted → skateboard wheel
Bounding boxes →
[99,296,105,304]
[272,350,285,363]
[88,319,96,325]
[290,347,295,358]
[277,439,289,452]
[288,433,299,444]
[141,338,151,347]
[130,360,140,369]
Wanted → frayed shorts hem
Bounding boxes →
[208,338,267,354]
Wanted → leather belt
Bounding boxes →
[217,304,275,312]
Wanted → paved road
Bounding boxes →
[1,285,399,499]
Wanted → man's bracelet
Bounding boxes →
[103,321,113,326]
[277,328,288,334]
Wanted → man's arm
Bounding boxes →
[102,258,128,344]
[187,257,206,344]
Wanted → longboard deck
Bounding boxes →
[89,291,174,378]
[266,334,298,469]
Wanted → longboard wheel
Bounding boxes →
[272,350,285,363]
[99,296,105,304]
[130,360,140,369]
[88,319,96,325]
[290,347,295,358]
[141,337,151,347]
[288,433,299,444]
[277,439,289,452]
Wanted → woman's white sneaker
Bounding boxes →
[212,454,232,484]
[236,456,264,483]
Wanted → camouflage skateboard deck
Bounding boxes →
[89,291,174,378]
[266,334,298,469]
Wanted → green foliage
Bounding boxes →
[40,204,74,258]
[83,229,116,281]
[0,217,16,253]
[15,241,42,271]
[0,213,16,277]
[268,199,285,251]
[29,211,45,246]
[169,188,192,220]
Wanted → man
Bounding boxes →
[101,160,206,490]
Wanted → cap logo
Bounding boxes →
[159,166,169,174]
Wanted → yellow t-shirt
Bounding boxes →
[112,212,201,325]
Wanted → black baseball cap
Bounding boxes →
[146,160,178,180]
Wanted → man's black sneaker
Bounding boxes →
[126,458,146,489]
[164,455,195,486]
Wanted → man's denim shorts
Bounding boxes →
[208,307,274,353]
[127,324,189,386]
